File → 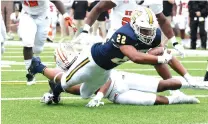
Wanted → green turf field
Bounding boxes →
[1,43,208,124]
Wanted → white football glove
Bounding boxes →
[158,49,173,64]
[86,92,104,107]
[173,43,185,58]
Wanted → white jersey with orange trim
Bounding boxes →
[22,0,50,15]
[108,0,162,39]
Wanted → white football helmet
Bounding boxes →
[130,7,158,45]
[54,43,78,71]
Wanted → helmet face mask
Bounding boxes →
[130,8,158,45]
[137,26,156,45]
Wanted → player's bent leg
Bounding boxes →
[121,72,159,93]
[114,90,156,106]
[19,13,37,85]
[157,79,182,92]
[80,73,110,99]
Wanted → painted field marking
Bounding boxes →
[1,97,81,101]
[0,68,206,72]
[2,56,53,58]
[1,95,208,101]
[4,51,54,54]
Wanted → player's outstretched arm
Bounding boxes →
[120,45,172,65]
[156,13,185,57]
[86,79,112,107]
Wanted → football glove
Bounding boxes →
[86,92,104,107]
[158,49,173,64]
[63,13,77,32]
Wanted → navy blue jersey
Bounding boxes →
[91,23,161,70]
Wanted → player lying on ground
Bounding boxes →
[28,8,207,106]
[42,70,200,107]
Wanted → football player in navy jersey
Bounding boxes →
[28,8,201,105]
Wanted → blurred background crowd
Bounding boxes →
[1,0,208,50]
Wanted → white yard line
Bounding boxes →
[1,97,81,101]
[1,95,208,101]
[1,68,206,72]
[4,51,54,54]
[2,56,53,58]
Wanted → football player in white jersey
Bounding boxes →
[42,70,200,106]
[173,0,189,47]
[19,0,77,85]
[76,0,187,95]
[78,0,185,57]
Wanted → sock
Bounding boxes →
[183,73,192,82]
[33,53,40,57]
[24,59,32,73]
[166,95,175,104]
[180,79,190,88]
[169,90,184,95]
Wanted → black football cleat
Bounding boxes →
[48,80,63,104]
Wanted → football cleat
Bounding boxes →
[28,57,46,76]
[172,94,200,104]
[48,80,62,104]
[26,73,36,85]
